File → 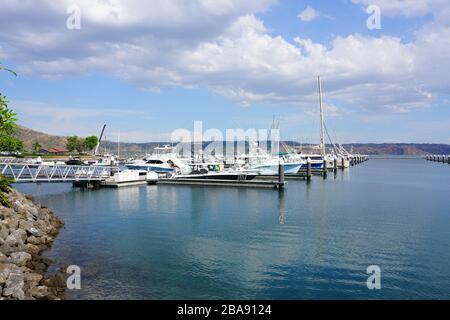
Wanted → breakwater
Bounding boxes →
[0,189,64,300]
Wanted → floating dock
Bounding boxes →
[425,154,450,164]
[158,178,284,189]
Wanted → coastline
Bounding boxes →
[0,188,65,300]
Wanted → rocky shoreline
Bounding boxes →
[0,189,65,300]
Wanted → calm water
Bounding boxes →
[15,157,450,299]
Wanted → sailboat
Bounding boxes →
[298,76,327,169]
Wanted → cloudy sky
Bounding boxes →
[0,0,449,143]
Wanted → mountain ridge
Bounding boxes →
[14,126,450,155]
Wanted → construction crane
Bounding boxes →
[93,124,106,156]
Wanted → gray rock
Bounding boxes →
[0,252,7,263]
[24,272,43,284]
[23,204,39,219]
[13,200,26,215]
[18,220,43,237]
[0,223,9,240]
[0,263,20,284]
[26,243,40,255]
[3,216,19,230]
[5,229,27,247]
[28,285,49,299]
[3,272,25,299]
[9,252,32,267]
[27,235,44,245]
[28,227,42,237]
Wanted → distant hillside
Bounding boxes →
[341,143,450,155]
[13,126,450,155]
[14,126,68,150]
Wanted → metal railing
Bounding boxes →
[0,163,119,183]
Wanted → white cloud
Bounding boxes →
[298,6,317,22]
[1,0,449,115]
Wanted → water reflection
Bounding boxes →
[13,158,450,299]
[278,190,285,225]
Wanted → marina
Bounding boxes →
[1,0,449,305]
[13,156,450,300]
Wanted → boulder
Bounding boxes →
[13,200,27,215]
[28,285,49,299]
[0,223,9,240]
[28,227,42,237]
[9,252,32,267]
[25,205,39,219]
[0,252,7,263]
[1,263,20,284]
[3,216,19,230]
[3,272,25,299]
[24,272,43,284]
[19,220,43,237]
[26,243,40,255]
[5,229,27,247]
[27,235,44,245]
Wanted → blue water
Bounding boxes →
[15,157,450,299]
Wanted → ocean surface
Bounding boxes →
[15,157,450,299]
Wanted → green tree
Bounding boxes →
[32,141,42,153]
[66,136,87,153]
[0,94,18,136]
[77,138,85,153]
[66,136,81,152]
[84,136,99,151]
[0,136,23,152]
[0,62,19,207]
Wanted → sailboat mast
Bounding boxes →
[318,76,326,157]
[117,129,120,158]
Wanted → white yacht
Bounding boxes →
[125,145,191,174]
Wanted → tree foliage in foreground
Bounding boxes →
[0,62,20,207]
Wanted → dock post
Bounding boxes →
[341,157,345,170]
[306,158,312,182]
[333,157,338,172]
[323,158,327,178]
[448,155,450,164]
[278,158,285,189]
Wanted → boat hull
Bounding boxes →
[125,164,175,173]
[175,173,256,181]
[247,163,303,175]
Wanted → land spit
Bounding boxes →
[0,189,65,300]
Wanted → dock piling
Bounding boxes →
[322,159,327,178]
[278,158,285,189]
[306,158,312,182]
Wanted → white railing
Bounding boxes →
[0,163,119,183]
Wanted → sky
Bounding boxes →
[0,0,449,143]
